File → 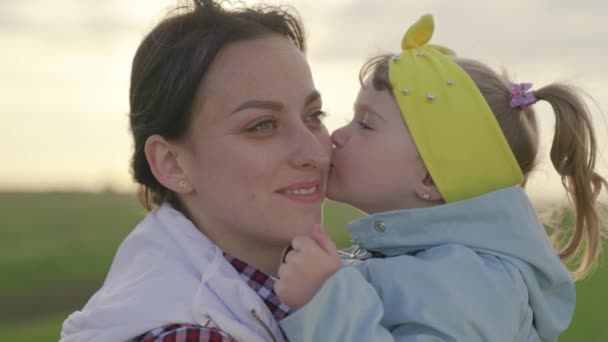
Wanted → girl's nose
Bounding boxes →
[331,126,347,148]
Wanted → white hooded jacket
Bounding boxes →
[60,203,285,342]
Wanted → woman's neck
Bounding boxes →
[209,229,285,277]
[222,240,284,277]
[182,206,284,277]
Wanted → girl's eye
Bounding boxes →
[355,111,373,130]
[248,118,277,132]
[357,120,372,130]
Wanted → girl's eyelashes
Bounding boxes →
[357,120,373,130]
[357,112,374,130]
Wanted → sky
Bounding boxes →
[1,0,607,202]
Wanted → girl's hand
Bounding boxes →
[275,224,342,311]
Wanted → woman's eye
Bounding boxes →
[306,110,328,123]
[312,110,328,121]
[304,110,328,130]
[248,119,277,132]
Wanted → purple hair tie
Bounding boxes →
[508,82,537,109]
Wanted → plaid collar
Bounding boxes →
[223,253,291,321]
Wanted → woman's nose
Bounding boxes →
[290,125,331,170]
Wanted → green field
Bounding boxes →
[1,192,606,341]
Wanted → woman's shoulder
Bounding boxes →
[134,324,238,342]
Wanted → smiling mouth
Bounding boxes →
[282,185,318,195]
[277,182,324,203]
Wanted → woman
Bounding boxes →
[60,1,330,341]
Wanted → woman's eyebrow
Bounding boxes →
[231,90,321,115]
[304,90,322,106]
[231,100,284,114]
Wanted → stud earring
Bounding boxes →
[421,192,431,200]
[178,180,189,189]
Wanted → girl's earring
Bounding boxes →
[421,192,431,200]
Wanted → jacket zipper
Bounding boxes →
[250,309,278,342]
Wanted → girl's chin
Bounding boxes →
[325,186,350,205]
[326,174,341,199]
[325,183,339,201]
[326,175,361,205]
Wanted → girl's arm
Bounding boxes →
[278,242,527,341]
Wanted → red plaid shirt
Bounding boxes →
[134,254,291,342]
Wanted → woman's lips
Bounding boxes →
[277,180,324,203]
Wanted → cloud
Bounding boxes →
[0,0,175,47]
[294,0,608,69]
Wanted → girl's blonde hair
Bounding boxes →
[360,55,607,279]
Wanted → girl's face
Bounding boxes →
[180,34,331,248]
[328,76,430,214]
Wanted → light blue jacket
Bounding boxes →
[280,187,574,341]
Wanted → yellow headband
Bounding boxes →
[388,14,523,203]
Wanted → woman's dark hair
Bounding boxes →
[129,0,306,211]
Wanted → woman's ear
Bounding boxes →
[415,172,443,202]
[144,134,193,193]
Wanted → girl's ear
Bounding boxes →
[415,172,443,202]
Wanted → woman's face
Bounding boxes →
[181,34,331,247]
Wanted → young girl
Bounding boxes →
[274,14,607,341]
